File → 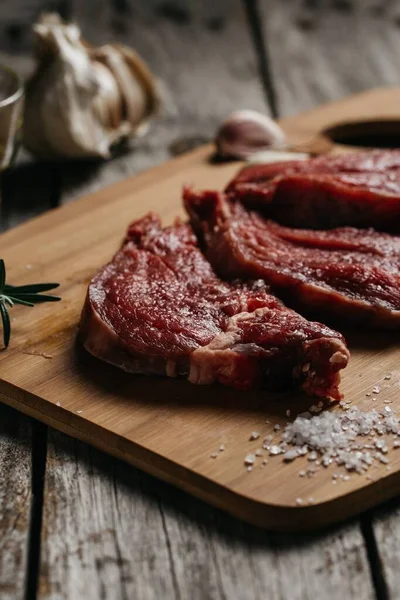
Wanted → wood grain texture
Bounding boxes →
[369,501,400,600]
[0,405,32,600]
[0,90,398,534]
[39,430,375,600]
[261,0,400,116]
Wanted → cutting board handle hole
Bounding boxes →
[323,119,400,149]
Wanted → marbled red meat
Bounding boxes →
[226,150,400,232]
[80,213,349,399]
[184,188,400,328]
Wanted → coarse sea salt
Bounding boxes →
[244,453,256,466]
[266,405,400,475]
[283,449,298,462]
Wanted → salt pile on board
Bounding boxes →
[248,405,400,475]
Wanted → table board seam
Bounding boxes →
[361,515,390,600]
[243,0,279,117]
[24,421,47,600]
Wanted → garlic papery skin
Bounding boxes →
[215,110,287,160]
[23,13,159,159]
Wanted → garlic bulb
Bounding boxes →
[215,110,287,160]
[23,13,159,159]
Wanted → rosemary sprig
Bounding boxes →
[0,259,61,349]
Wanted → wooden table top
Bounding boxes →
[0,1,399,599]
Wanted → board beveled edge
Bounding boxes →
[0,380,398,533]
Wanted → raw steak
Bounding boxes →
[80,213,349,399]
[184,188,400,328]
[226,150,400,232]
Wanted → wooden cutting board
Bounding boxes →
[0,88,399,532]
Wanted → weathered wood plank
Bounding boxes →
[368,492,400,600]
[40,431,375,600]
[0,404,32,600]
[260,0,400,116]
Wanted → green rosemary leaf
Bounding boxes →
[0,301,10,348]
[0,260,5,294]
[7,293,61,304]
[4,282,60,294]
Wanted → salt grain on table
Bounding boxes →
[249,431,260,441]
[244,453,256,466]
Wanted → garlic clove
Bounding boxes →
[215,109,287,160]
[23,13,160,160]
[91,60,124,132]
[108,43,160,128]
[92,44,159,136]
